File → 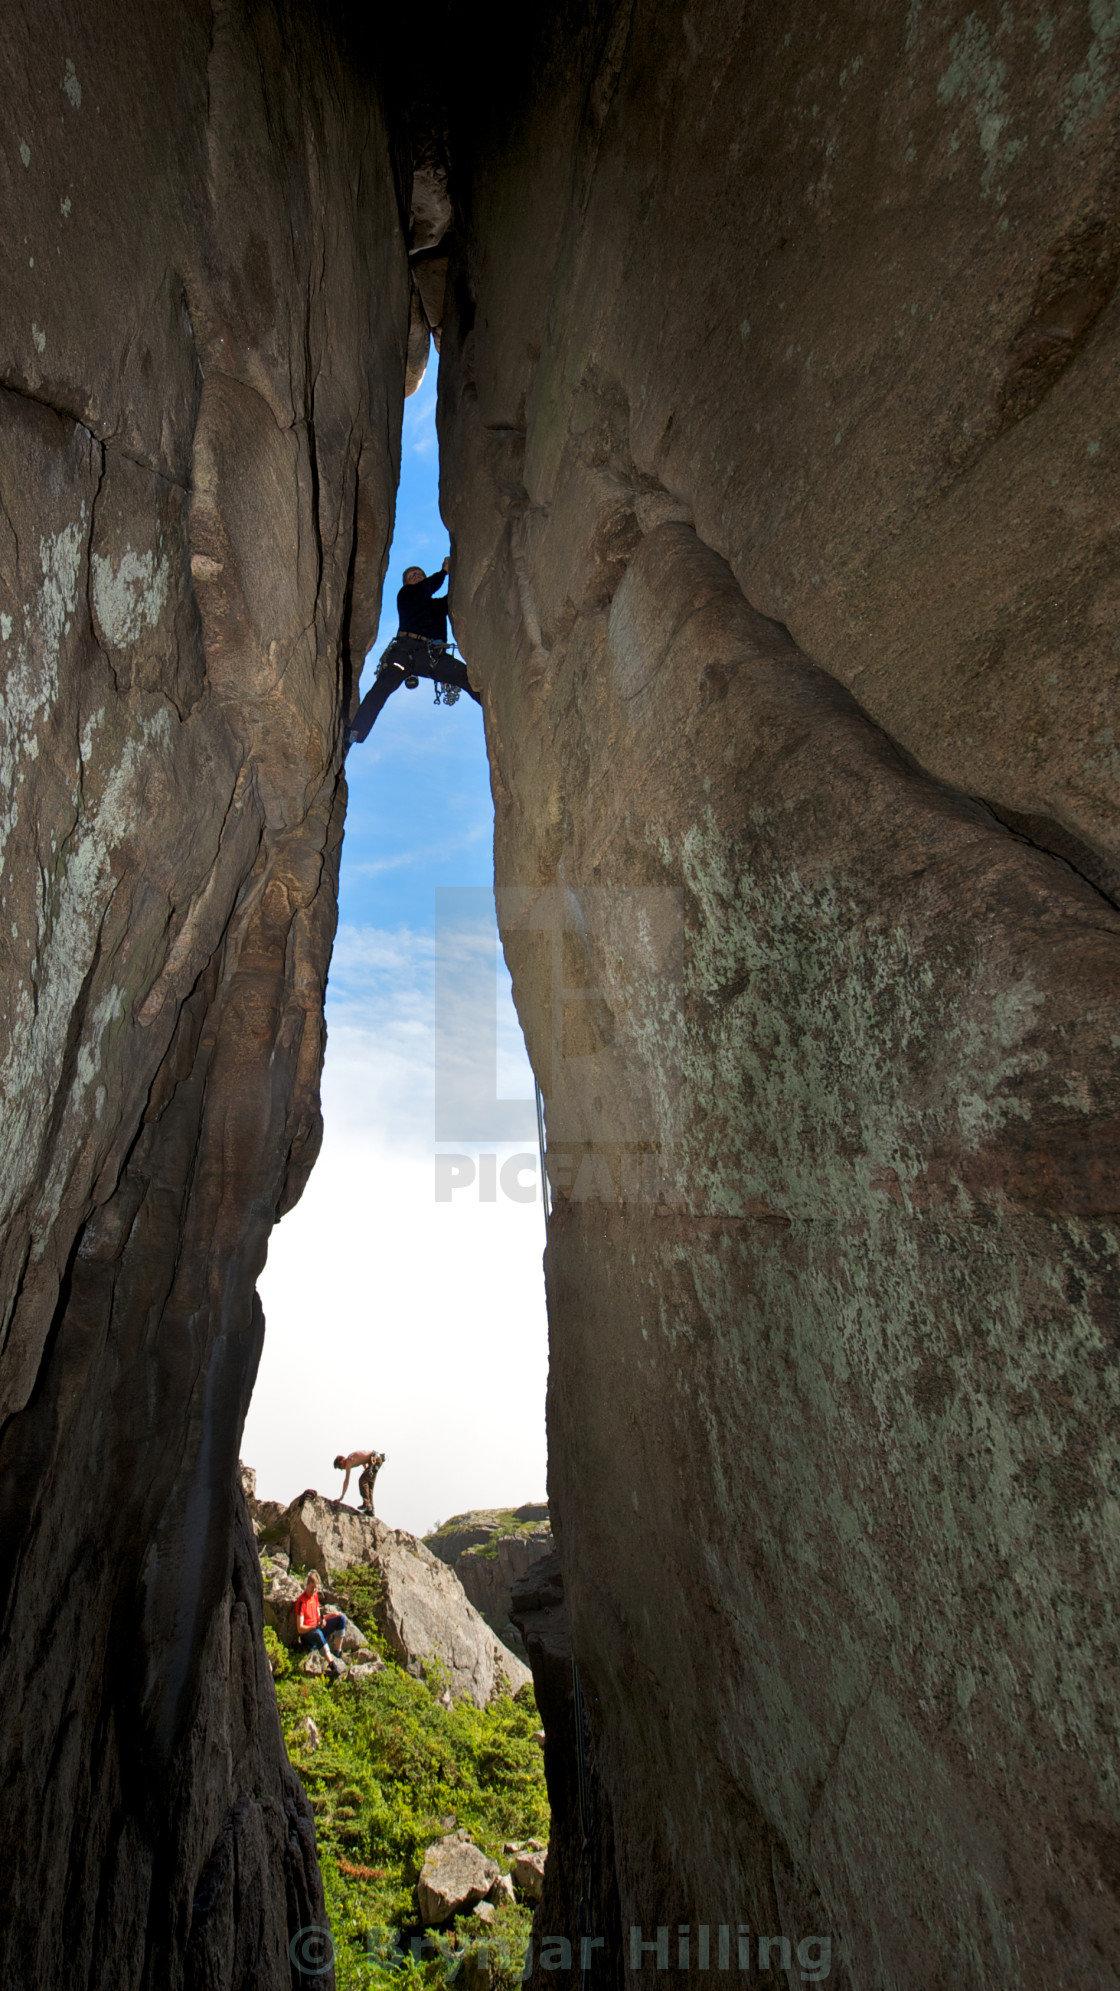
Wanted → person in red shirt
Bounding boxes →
[294,1571,347,1674]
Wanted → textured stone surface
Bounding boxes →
[285,1489,386,1575]
[417,1832,501,1926]
[375,1521,532,1707]
[510,1555,623,1991]
[0,4,409,1986]
[426,1508,553,1640]
[454,1531,552,1641]
[279,1492,531,1705]
[437,5,1120,1986]
[511,1850,547,1903]
[4,3,1120,1986]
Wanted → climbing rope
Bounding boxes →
[571,1660,595,1991]
[534,1076,551,1238]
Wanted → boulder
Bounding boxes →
[424,1508,554,1650]
[426,1506,550,1569]
[274,1493,530,1706]
[374,1523,531,1707]
[250,1496,295,1548]
[512,1851,546,1902]
[436,7,1120,1983]
[417,1833,500,1926]
[285,1491,381,1573]
[262,1570,304,1648]
[427,1511,515,1563]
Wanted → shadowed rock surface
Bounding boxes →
[510,1554,623,1991]
[437,5,1120,1985]
[1,2,1119,1988]
[0,3,409,1985]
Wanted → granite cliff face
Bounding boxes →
[0,4,409,1985]
[426,1506,553,1647]
[1,3,1119,1988]
[436,5,1120,1985]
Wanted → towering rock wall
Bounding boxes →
[3,2,1119,1985]
[0,4,408,1984]
[437,4,1120,1984]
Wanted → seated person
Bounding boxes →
[348,557,481,743]
[294,1570,347,1673]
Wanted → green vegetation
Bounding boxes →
[263,1624,291,1679]
[427,1511,546,1547]
[272,1564,548,1991]
[461,1541,506,1566]
[327,1563,393,1663]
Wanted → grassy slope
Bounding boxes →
[269,1564,549,1990]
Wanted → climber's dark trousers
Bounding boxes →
[350,637,481,744]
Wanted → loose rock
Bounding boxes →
[262,1570,305,1648]
[417,1833,500,1925]
[512,1851,547,1901]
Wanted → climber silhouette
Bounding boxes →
[347,557,481,745]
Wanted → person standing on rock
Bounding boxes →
[346,557,481,744]
[334,1448,385,1513]
[295,1571,348,1675]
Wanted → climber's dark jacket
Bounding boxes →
[397,570,448,643]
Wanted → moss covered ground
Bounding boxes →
[269,1563,549,1990]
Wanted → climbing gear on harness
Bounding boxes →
[378,634,447,669]
[374,633,472,709]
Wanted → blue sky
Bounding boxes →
[243,364,549,1537]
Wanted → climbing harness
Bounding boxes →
[378,634,464,705]
[572,1660,596,1991]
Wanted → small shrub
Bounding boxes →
[263,1625,290,1679]
[328,1563,393,1663]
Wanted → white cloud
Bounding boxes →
[243,922,548,1538]
[347,821,489,879]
